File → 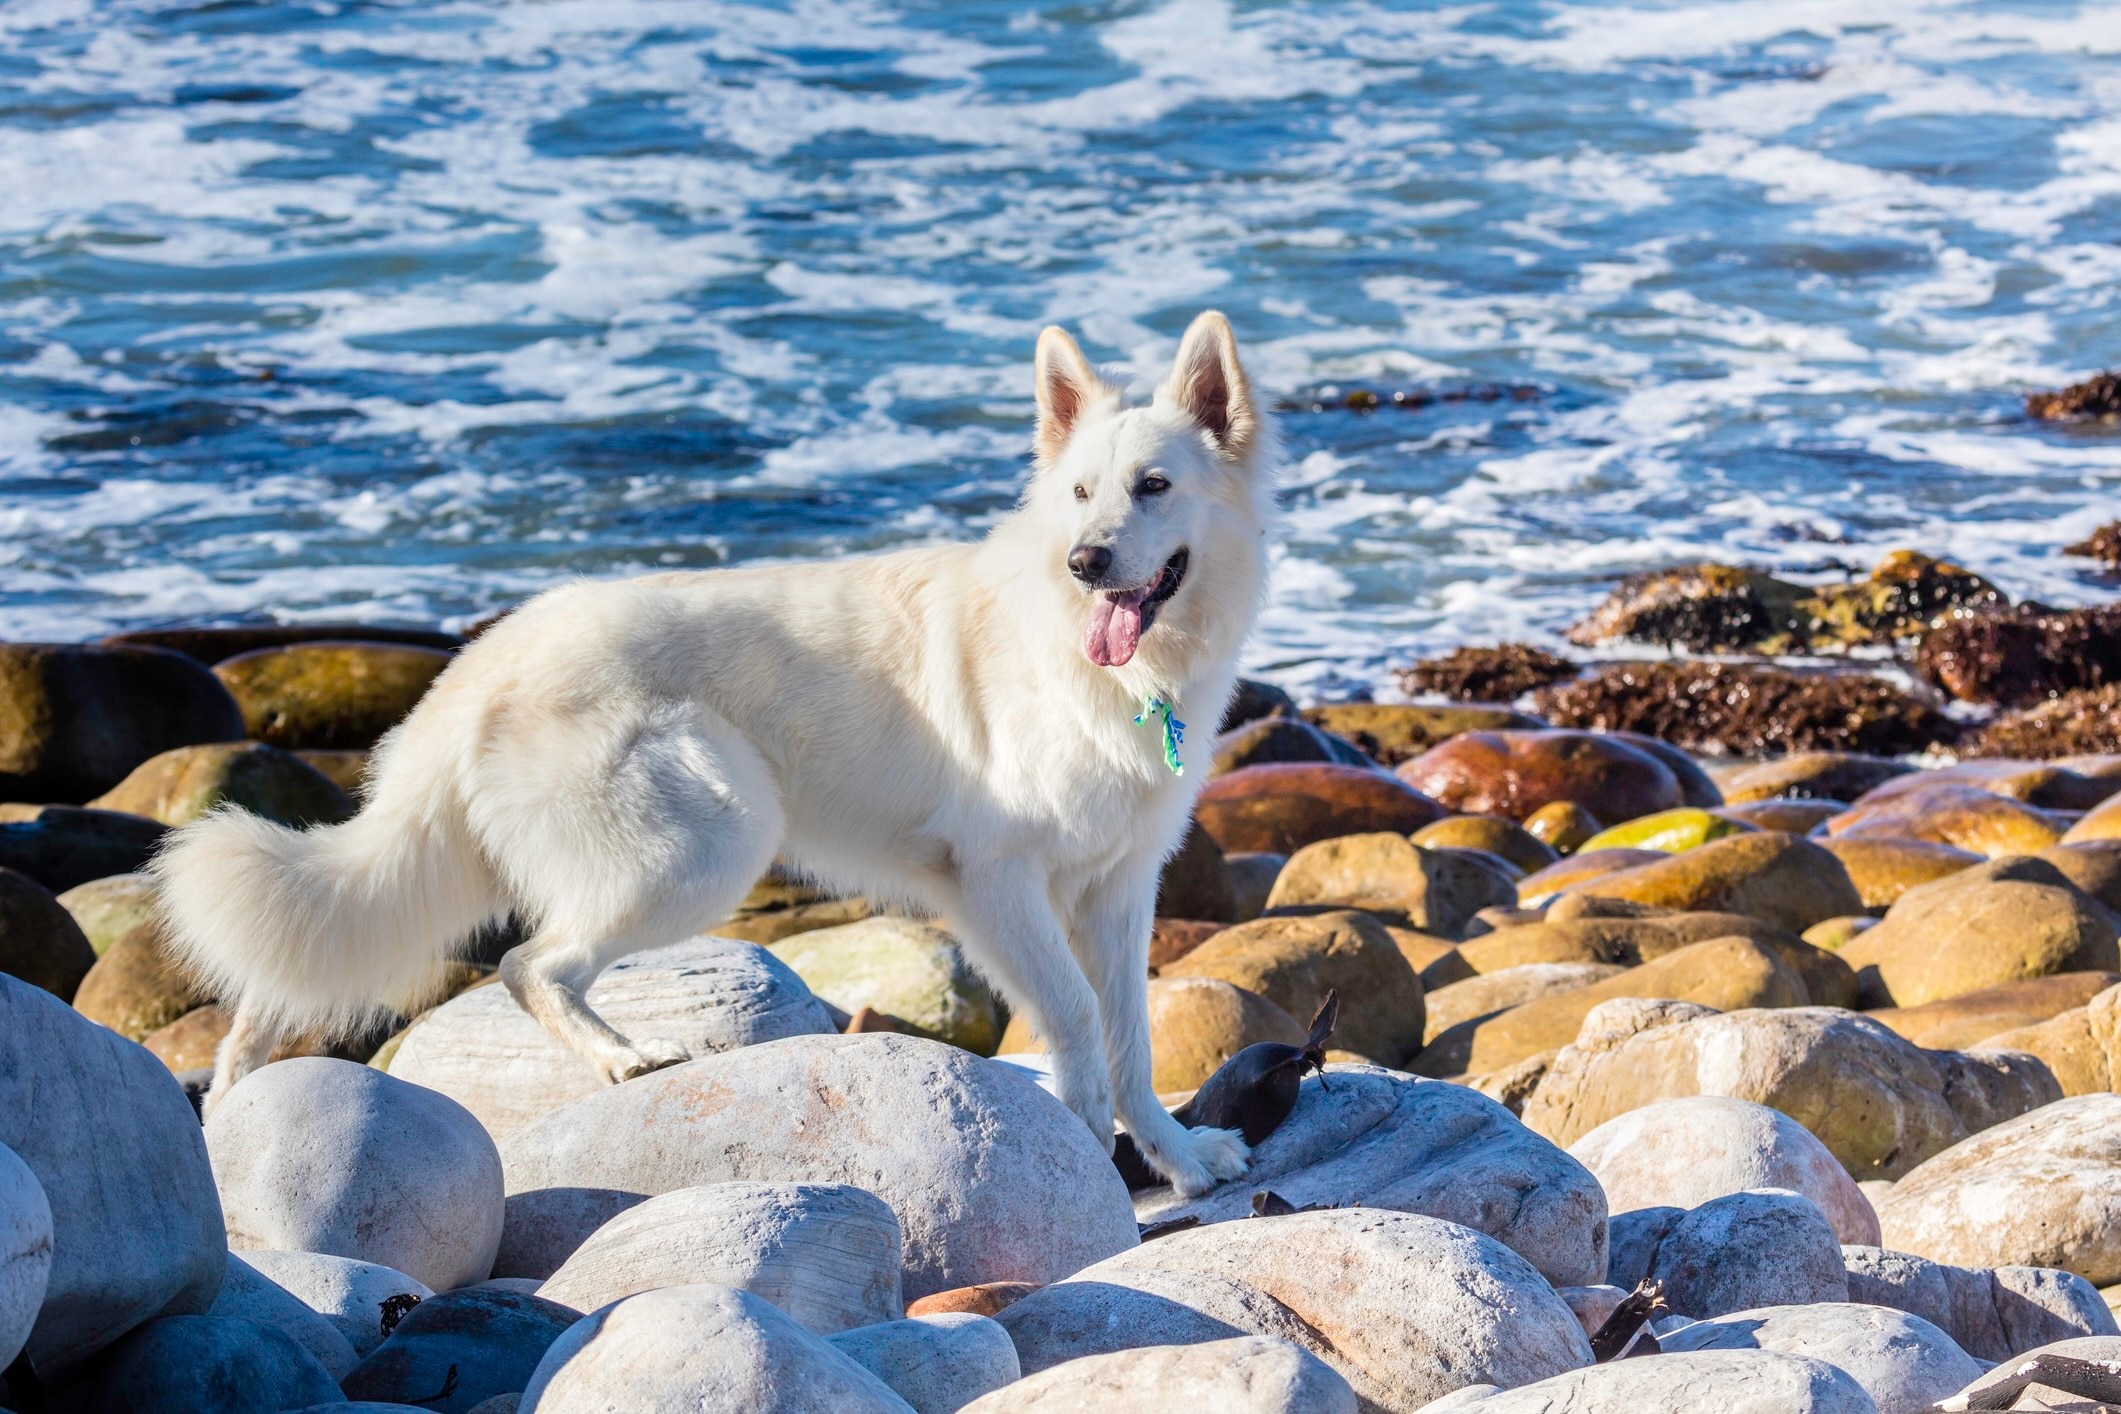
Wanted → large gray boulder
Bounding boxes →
[1419,1350,1878,1411]
[827,1313,1020,1414]
[538,1183,901,1333]
[207,1056,505,1292]
[1133,1066,1607,1287]
[1000,1209,1589,1410]
[520,1283,914,1412]
[1657,1302,1980,1414]
[209,1252,360,1379]
[1841,1244,2118,1361]
[962,1336,1355,1413]
[499,1034,1136,1300]
[0,973,225,1375]
[390,938,837,1138]
[1608,1189,1849,1318]
[1567,1095,1879,1245]
[0,1142,51,1369]
[233,1249,434,1359]
[77,1313,342,1414]
[340,1286,581,1413]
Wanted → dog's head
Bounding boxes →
[1027,310,1274,672]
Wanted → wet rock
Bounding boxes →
[962,1335,1352,1413]
[1413,937,1809,1077]
[208,1056,505,1292]
[2065,520,2121,565]
[1193,763,1444,856]
[1158,823,1237,923]
[769,919,1003,1055]
[1843,1247,2119,1363]
[1521,800,1602,853]
[1395,644,1578,702]
[998,976,1302,1093]
[78,1313,342,1414]
[1607,731,1725,808]
[2028,371,2121,422]
[103,622,463,664]
[340,1286,581,1414]
[1410,815,1559,875]
[1539,660,1958,759]
[1861,760,2120,812]
[1566,1096,1878,1245]
[53,870,155,956]
[537,1183,901,1332]
[1210,716,1373,776]
[71,916,210,1040]
[0,642,245,802]
[521,1283,910,1413]
[1567,563,1811,653]
[1578,806,1752,855]
[1915,603,2121,707]
[1716,798,1845,834]
[1818,837,1983,910]
[0,805,167,893]
[88,740,353,828]
[1657,1302,1979,1414]
[1973,684,2121,759]
[831,1312,1021,1414]
[1,975,224,1375]
[390,937,837,1138]
[1558,831,1864,933]
[1802,551,2009,648]
[1867,972,2121,1051]
[1264,833,1519,936]
[497,1034,1137,1301]
[233,1249,434,1359]
[1423,963,1626,1044]
[1221,678,1297,733]
[1837,856,2119,1007]
[0,1142,51,1370]
[1430,1350,1876,1412]
[214,640,453,750]
[1396,729,1682,824]
[1617,1189,1850,1318]
[1720,752,1917,805]
[1300,703,1544,768]
[1159,910,1425,1067]
[210,1252,360,1379]
[1521,1001,2060,1181]
[1875,1093,2121,1286]
[2067,792,2121,844]
[998,1210,1590,1409]
[0,866,97,1001]
[1130,1068,1609,1288]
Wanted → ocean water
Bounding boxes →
[3,0,2119,697]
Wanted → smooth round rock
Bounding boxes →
[998,976,1304,1094]
[1659,1302,1981,1414]
[341,1286,580,1413]
[1433,1349,1877,1412]
[769,919,1004,1054]
[0,642,244,801]
[233,1249,436,1360]
[88,740,354,829]
[208,1056,505,1292]
[211,1252,360,1379]
[961,1335,1354,1413]
[80,1313,342,1414]
[52,871,156,957]
[827,1312,1021,1413]
[498,1034,1137,1301]
[520,1283,914,1413]
[1620,1189,1850,1318]
[390,937,838,1138]
[1568,1096,1880,1246]
[213,640,452,750]
[538,1183,902,1333]
[1396,729,1683,824]
[0,1141,52,1369]
[0,866,97,1002]
[1841,1244,2119,1362]
[1,974,225,1376]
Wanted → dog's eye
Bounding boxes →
[1137,474,1170,496]
[1073,484,1088,502]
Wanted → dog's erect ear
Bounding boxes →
[1034,326,1113,465]
[1162,310,1257,458]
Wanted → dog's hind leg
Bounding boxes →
[1075,863,1250,1198]
[476,704,784,1086]
[205,998,284,1117]
[946,864,1113,1149]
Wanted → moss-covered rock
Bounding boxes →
[213,640,452,750]
[769,917,1004,1054]
[1578,807,1752,855]
[54,871,157,957]
[1393,644,1577,702]
[1522,801,1601,854]
[89,741,353,829]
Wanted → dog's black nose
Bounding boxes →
[1068,544,1113,583]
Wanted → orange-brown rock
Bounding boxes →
[1819,837,1983,910]
[1970,983,2121,1096]
[1558,831,1864,933]
[213,640,452,750]
[1156,823,1235,923]
[89,740,353,829]
[1264,833,1518,936]
[1299,703,1543,767]
[1395,729,1682,824]
[1387,925,1476,991]
[1457,909,1855,1010]
[1160,909,1424,1065]
[2064,794,2121,845]
[72,920,210,1040]
[1150,919,1224,970]
[907,1282,1041,1318]
[1718,752,1914,805]
[1523,801,1601,854]
[1192,763,1444,857]
[1516,848,1666,901]
[1827,782,2071,857]
[1714,799,1844,835]
[293,748,368,796]
[1410,814,1559,875]
[1858,760,2118,812]
[1210,716,1373,777]
[1867,972,2121,1052]
[999,975,1303,1092]
[2041,841,2121,913]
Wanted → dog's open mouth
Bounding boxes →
[1084,548,1188,668]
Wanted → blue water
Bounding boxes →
[4,0,2119,696]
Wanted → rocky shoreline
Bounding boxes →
[3,528,2121,1412]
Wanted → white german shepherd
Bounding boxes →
[153,311,1274,1196]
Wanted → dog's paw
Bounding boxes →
[1157,1125,1251,1199]
[604,1036,691,1083]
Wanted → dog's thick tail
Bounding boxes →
[150,708,502,1040]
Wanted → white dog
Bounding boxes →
[153,310,1276,1196]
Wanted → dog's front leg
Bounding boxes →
[947,865,1113,1150]
[1075,865,1251,1198]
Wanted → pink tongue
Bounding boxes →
[1085,590,1147,667]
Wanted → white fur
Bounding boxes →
[152,311,1277,1197]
